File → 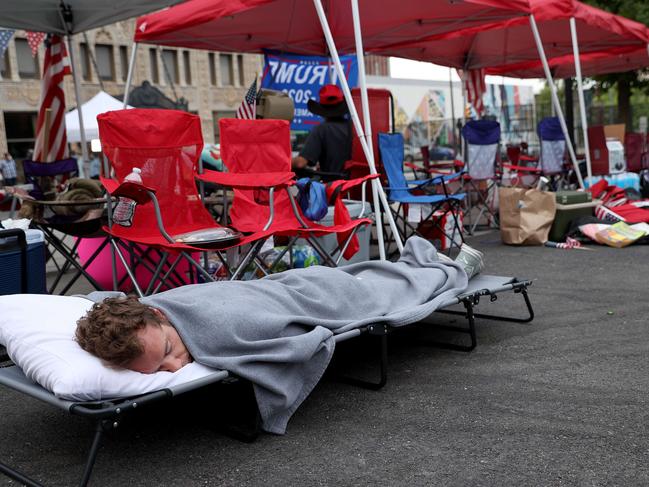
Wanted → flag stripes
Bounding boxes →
[458,68,486,116]
[236,79,257,119]
[33,35,72,162]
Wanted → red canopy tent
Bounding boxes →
[134,0,532,54]
[130,0,534,258]
[487,44,649,79]
[365,0,649,185]
[367,0,647,69]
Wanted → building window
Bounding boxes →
[237,55,245,86]
[213,110,236,142]
[15,39,39,79]
[1,47,10,79]
[219,53,233,86]
[208,52,216,86]
[161,49,179,84]
[79,43,91,81]
[95,44,114,81]
[119,46,129,82]
[183,50,191,85]
[149,48,159,84]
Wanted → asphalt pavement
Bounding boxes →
[0,231,647,486]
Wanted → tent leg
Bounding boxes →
[312,0,403,256]
[67,35,89,166]
[350,0,386,260]
[570,17,592,184]
[529,14,584,189]
[123,42,139,108]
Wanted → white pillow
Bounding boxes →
[0,294,219,401]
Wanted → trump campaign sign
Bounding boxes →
[261,51,358,131]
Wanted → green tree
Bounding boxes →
[583,0,649,129]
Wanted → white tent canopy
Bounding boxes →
[0,0,183,35]
[65,91,132,143]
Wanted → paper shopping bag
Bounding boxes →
[499,187,556,245]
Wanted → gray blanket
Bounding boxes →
[137,237,467,434]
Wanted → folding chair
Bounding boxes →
[502,143,542,188]
[20,158,109,295]
[460,120,501,234]
[537,116,571,189]
[97,109,266,295]
[196,118,376,269]
[378,132,465,257]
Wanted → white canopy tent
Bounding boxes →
[65,91,133,143]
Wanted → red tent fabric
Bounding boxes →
[368,0,648,70]
[487,45,649,79]
[134,0,532,55]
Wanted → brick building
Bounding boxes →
[0,20,389,162]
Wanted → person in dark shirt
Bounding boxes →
[292,84,352,175]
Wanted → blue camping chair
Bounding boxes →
[378,132,465,256]
[537,116,576,190]
[460,120,501,234]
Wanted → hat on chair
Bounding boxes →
[307,84,349,118]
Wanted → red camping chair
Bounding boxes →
[196,118,376,268]
[97,109,264,295]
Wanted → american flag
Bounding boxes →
[26,31,46,57]
[236,79,257,119]
[33,35,72,162]
[457,68,486,116]
[0,30,14,62]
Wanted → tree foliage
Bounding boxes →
[582,0,649,126]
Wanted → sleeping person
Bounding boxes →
[75,237,482,434]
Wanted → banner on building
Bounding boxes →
[261,51,358,131]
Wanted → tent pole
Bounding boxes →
[570,17,592,184]
[312,0,403,254]
[449,68,457,153]
[67,35,89,165]
[529,14,584,189]
[350,0,387,259]
[123,42,138,108]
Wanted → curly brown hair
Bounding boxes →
[75,296,161,367]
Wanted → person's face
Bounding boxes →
[127,309,192,374]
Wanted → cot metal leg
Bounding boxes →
[78,421,106,487]
[424,299,478,352]
[469,289,535,324]
[336,324,388,390]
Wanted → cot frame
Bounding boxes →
[0,276,533,486]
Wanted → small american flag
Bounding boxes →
[26,31,46,57]
[33,35,72,162]
[236,79,257,120]
[0,30,14,61]
[595,205,624,223]
[457,68,486,116]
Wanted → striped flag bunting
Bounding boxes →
[0,30,14,60]
[236,78,257,119]
[33,35,72,162]
[595,205,624,223]
[457,68,486,116]
[26,31,46,57]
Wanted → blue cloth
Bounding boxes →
[538,117,565,141]
[461,120,501,145]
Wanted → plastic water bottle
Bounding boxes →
[113,167,142,227]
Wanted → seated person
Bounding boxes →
[76,238,483,433]
[291,84,352,176]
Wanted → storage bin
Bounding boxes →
[0,229,46,294]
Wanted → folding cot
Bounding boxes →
[0,275,533,486]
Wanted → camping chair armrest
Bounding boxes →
[502,163,542,174]
[197,169,295,188]
[428,171,465,184]
[101,177,155,205]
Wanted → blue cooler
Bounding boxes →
[0,228,46,295]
